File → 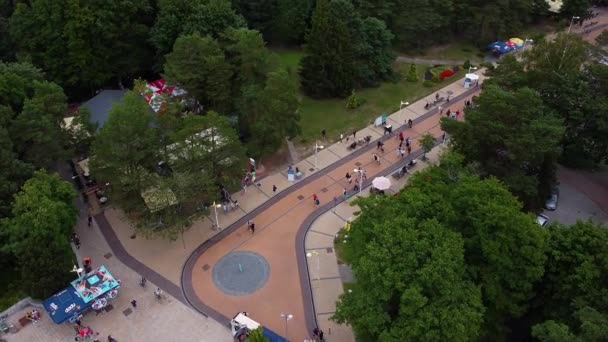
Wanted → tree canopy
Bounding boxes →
[336,153,548,339]
[163,33,233,113]
[9,0,154,96]
[441,84,564,209]
[151,0,245,58]
[1,171,77,298]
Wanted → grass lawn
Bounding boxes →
[275,49,466,145]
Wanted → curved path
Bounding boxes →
[181,88,480,341]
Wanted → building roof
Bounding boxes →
[81,90,126,131]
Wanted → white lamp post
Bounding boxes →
[212,201,222,230]
[400,101,409,110]
[306,251,320,280]
[568,16,580,33]
[71,265,84,279]
[314,142,325,169]
[280,313,293,340]
[353,168,364,194]
[468,66,478,74]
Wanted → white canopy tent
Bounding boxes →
[464,73,480,88]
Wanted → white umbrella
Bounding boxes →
[372,176,391,190]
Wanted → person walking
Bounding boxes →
[399,148,406,158]
[406,137,411,146]
[321,129,326,140]
[130,300,137,308]
[88,215,92,227]
[343,188,348,200]
[377,141,382,150]
[250,222,255,234]
[339,133,344,143]
[442,132,446,143]
[107,336,118,342]
[313,193,319,206]
[272,185,277,193]
[408,119,413,128]
[352,130,356,139]
[407,145,412,155]
[372,153,380,165]
[346,172,352,184]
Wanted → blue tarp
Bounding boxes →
[263,327,288,342]
[488,41,518,55]
[42,266,120,324]
[42,286,89,324]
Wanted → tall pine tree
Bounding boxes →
[299,0,357,98]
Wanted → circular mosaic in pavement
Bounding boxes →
[212,251,270,296]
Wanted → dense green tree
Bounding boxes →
[221,28,277,91]
[299,0,357,98]
[354,17,394,86]
[150,0,245,57]
[9,0,154,94]
[9,81,69,169]
[418,132,436,159]
[90,91,158,197]
[537,221,608,324]
[1,171,77,298]
[232,0,277,38]
[0,61,45,113]
[338,153,547,339]
[390,0,453,49]
[248,327,270,342]
[532,320,578,342]
[273,0,314,44]
[169,112,245,182]
[560,0,591,19]
[163,34,233,113]
[0,117,33,218]
[334,199,484,341]
[245,69,301,157]
[441,85,564,208]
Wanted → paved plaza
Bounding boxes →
[2,212,232,342]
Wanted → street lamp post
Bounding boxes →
[468,66,478,74]
[280,313,293,340]
[353,168,364,194]
[306,251,320,280]
[314,142,325,169]
[568,16,580,33]
[71,265,84,279]
[400,101,409,110]
[212,201,222,230]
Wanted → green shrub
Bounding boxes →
[346,89,365,109]
[423,80,435,87]
[463,59,471,70]
[406,64,418,82]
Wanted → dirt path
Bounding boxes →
[395,56,465,65]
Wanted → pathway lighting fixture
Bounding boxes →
[314,143,325,169]
[213,201,222,230]
[306,251,320,280]
[280,313,293,340]
[568,16,580,33]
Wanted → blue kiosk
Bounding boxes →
[42,265,120,324]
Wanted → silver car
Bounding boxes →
[536,213,549,227]
[545,193,559,211]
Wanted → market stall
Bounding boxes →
[42,266,121,324]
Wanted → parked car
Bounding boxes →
[545,190,559,210]
[536,213,549,227]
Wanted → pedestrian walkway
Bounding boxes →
[179,75,485,341]
[2,207,232,342]
[304,142,448,341]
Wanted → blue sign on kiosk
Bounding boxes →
[43,265,120,324]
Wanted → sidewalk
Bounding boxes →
[3,208,232,342]
[304,144,448,341]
